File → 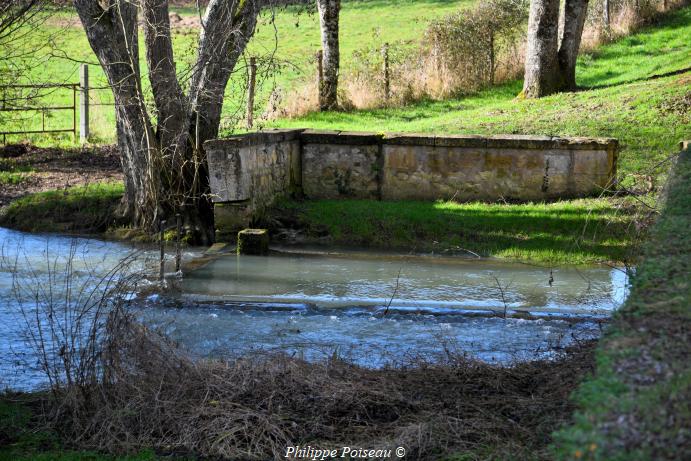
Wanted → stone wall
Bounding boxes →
[205,129,618,239]
[205,129,301,240]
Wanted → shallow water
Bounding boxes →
[179,251,628,315]
[0,227,629,390]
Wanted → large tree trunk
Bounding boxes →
[74,0,159,227]
[522,0,562,98]
[316,0,340,110]
[558,0,589,90]
[74,0,261,244]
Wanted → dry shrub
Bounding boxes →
[262,80,319,120]
[48,311,597,460]
[419,0,529,98]
[342,0,529,107]
[582,0,690,49]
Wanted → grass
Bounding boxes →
[257,6,690,264]
[0,171,31,185]
[0,182,124,233]
[274,196,646,264]
[0,395,163,461]
[551,145,691,459]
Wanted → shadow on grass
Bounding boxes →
[282,199,637,264]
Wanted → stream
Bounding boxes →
[0,227,629,390]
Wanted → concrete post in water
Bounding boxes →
[79,64,89,143]
[175,213,182,272]
[246,57,257,129]
[237,229,269,255]
[159,220,166,281]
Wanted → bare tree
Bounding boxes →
[522,0,589,98]
[0,0,40,42]
[73,0,263,243]
[0,0,44,79]
[316,0,340,110]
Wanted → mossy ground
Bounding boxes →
[550,146,691,460]
[270,196,649,264]
[0,182,124,234]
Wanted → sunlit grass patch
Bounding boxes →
[279,197,647,264]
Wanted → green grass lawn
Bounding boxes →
[0,182,124,233]
[258,7,691,265]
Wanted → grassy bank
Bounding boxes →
[259,7,690,264]
[271,197,647,264]
[0,182,124,234]
[551,144,691,459]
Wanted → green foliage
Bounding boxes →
[0,171,31,185]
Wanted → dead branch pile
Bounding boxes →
[51,314,596,460]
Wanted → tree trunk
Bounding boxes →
[74,0,159,227]
[558,0,589,90]
[522,0,562,98]
[74,0,261,244]
[316,0,340,111]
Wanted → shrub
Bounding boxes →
[423,0,529,94]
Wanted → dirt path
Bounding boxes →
[0,144,123,208]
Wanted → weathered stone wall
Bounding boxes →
[382,134,617,200]
[205,129,617,239]
[301,130,382,199]
[205,129,302,240]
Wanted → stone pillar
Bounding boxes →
[237,229,269,255]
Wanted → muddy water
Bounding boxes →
[0,227,629,390]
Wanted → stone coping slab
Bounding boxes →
[206,129,617,151]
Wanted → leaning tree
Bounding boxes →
[73,0,264,243]
[522,0,589,97]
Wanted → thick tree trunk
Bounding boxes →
[522,0,562,98]
[74,0,159,227]
[75,0,261,244]
[316,0,340,110]
[558,0,589,90]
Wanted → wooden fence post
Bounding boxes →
[382,43,390,101]
[79,64,89,143]
[246,57,257,129]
